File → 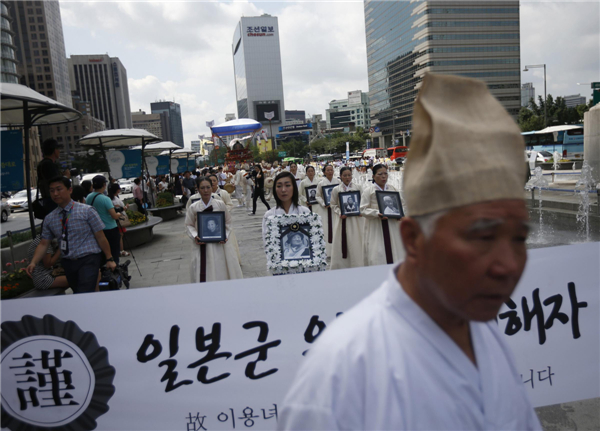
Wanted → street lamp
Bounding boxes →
[523,64,546,127]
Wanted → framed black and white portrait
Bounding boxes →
[280,224,313,261]
[339,191,361,216]
[305,185,318,205]
[197,211,226,242]
[375,191,404,219]
[322,184,337,207]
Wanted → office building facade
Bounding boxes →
[326,90,371,131]
[285,110,306,123]
[1,1,19,83]
[68,54,132,130]
[132,109,170,141]
[151,101,183,148]
[232,14,285,136]
[563,94,586,109]
[364,1,521,147]
[521,82,535,107]
[7,0,71,105]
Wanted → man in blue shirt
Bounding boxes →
[26,177,117,293]
[86,175,123,265]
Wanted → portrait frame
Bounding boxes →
[339,191,361,217]
[264,213,327,275]
[322,184,337,206]
[305,185,318,205]
[279,224,313,261]
[375,191,404,219]
[197,211,226,242]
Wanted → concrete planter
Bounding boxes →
[1,239,32,267]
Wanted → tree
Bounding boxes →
[518,94,586,132]
[72,152,109,174]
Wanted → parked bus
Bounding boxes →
[387,146,409,162]
[362,148,387,159]
[522,125,583,159]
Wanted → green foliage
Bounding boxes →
[1,226,42,249]
[518,95,588,132]
[72,152,109,173]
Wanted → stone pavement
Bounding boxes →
[128,195,273,289]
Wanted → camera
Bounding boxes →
[99,260,132,291]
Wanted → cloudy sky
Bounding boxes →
[59,1,599,147]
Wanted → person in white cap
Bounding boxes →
[278,74,540,430]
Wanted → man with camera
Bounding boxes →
[26,177,116,294]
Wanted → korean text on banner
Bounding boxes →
[107,150,141,180]
[0,243,598,430]
[1,130,24,192]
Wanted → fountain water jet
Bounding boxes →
[575,161,595,241]
[525,167,549,240]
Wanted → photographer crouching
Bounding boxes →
[26,177,117,294]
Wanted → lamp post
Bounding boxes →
[523,64,546,127]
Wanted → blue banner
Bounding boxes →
[1,130,24,192]
[156,156,170,176]
[107,150,141,179]
[188,159,196,171]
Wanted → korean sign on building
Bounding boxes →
[1,243,598,430]
[246,26,275,37]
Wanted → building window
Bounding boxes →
[32,42,38,48]
[38,90,44,95]
[37,25,44,31]
[39,33,45,39]
[34,58,40,64]
[42,50,47,56]
[33,50,39,56]
[29,25,35,31]
[43,58,49,64]
[45,74,51,80]
[47,91,53,97]
[31,33,37,39]
[27,8,33,14]
[44,66,50,72]
[40,42,46,48]
[35,66,41,72]
[35,8,42,14]
[56,125,60,133]
[37,17,43,23]
[57,136,62,142]
[28,17,34,23]
[36,74,42,80]
[46,82,52,88]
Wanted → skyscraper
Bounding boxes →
[151,101,183,148]
[364,1,521,147]
[1,1,19,83]
[521,83,535,107]
[68,54,132,129]
[7,0,71,106]
[132,109,171,141]
[232,14,285,137]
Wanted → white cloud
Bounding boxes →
[60,1,599,147]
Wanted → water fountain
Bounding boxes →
[575,161,595,241]
[552,151,561,172]
[525,167,549,240]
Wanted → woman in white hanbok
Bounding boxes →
[360,164,405,266]
[298,166,319,210]
[185,177,243,283]
[208,174,240,262]
[314,165,340,257]
[330,167,365,270]
[289,163,303,189]
[262,172,311,260]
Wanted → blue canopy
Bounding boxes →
[211,118,262,137]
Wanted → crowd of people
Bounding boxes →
[180,157,407,282]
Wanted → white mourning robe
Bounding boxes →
[329,182,365,270]
[232,169,245,203]
[213,188,234,212]
[315,177,340,257]
[298,177,319,207]
[185,198,243,283]
[279,267,543,431]
[360,183,405,266]
[212,189,241,263]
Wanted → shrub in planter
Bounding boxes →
[156,192,174,208]
[1,261,35,299]
[125,210,148,226]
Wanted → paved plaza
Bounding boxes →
[128,198,271,289]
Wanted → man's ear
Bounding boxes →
[400,217,422,264]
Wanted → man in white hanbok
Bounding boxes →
[279,74,542,431]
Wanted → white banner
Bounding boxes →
[1,243,598,430]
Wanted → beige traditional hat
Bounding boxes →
[403,73,526,216]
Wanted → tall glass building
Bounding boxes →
[232,14,285,135]
[364,1,521,147]
[151,101,184,148]
[8,0,71,107]
[1,1,19,83]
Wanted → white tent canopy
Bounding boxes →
[131,141,180,151]
[1,83,82,126]
[535,125,583,134]
[78,129,160,148]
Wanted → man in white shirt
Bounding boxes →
[279,74,541,431]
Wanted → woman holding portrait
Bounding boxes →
[298,165,319,211]
[330,167,364,270]
[360,164,405,266]
[185,177,243,283]
[314,164,340,257]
